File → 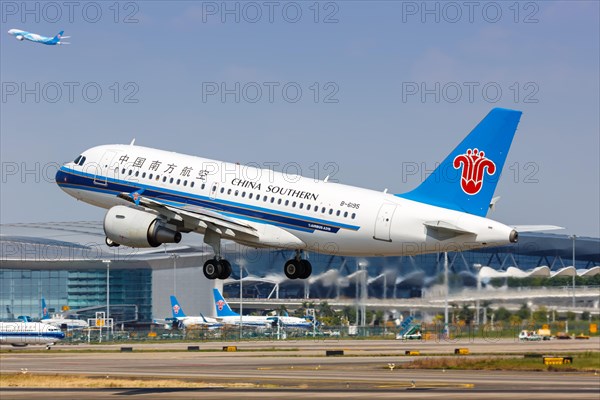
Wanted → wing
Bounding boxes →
[117,191,259,239]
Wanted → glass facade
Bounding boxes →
[0,268,152,322]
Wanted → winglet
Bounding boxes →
[129,189,145,206]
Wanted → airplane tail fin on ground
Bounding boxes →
[169,295,186,318]
[397,108,522,217]
[41,298,49,320]
[213,289,239,317]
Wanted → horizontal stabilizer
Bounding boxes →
[424,220,475,235]
[512,225,564,232]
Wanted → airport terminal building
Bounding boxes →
[1,221,599,323]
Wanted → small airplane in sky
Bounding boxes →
[7,29,70,45]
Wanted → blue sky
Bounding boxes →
[1,1,599,237]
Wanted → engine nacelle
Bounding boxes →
[103,205,181,248]
[16,36,24,41]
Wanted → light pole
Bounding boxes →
[170,254,180,296]
[236,259,246,340]
[571,235,576,308]
[102,260,111,321]
[473,263,482,326]
[444,252,449,338]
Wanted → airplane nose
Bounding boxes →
[55,166,68,185]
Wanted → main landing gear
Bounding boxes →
[202,229,232,280]
[284,250,312,279]
[203,258,232,280]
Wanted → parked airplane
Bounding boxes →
[0,322,65,348]
[40,298,88,330]
[168,295,222,329]
[56,108,558,280]
[214,289,313,329]
[7,29,70,45]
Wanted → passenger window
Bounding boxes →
[263,196,268,202]
[321,207,326,213]
[228,189,232,195]
[201,184,205,190]
[285,200,289,206]
[156,175,160,181]
[277,199,282,205]
[170,177,174,184]
[351,213,356,219]
[149,173,153,180]
[142,172,146,178]
[242,191,246,198]
[220,187,225,193]
[329,209,333,215]
[249,193,253,199]
[270,197,275,203]
[184,180,187,186]
[121,168,126,174]
[336,210,340,216]
[191,181,195,188]
[163,176,167,182]
[292,201,296,208]
[344,211,348,218]
[135,171,139,177]
[176,179,181,185]
[235,190,239,196]
[128,170,132,176]
[299,203,303,209]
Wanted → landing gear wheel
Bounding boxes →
[299,260,312,279]
[284,259,305,279]
[218,259,232,280]
[203,259,223,280]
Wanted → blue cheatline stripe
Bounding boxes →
[56,167,360,234]
[0,332,65,339]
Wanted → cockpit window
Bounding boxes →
[74,155,82,164]
[78,156,86,166]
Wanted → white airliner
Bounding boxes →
[0,322,65,348]
[214,289,313,329]
[56,108,556,280]
[40,298,88,330]
[168,295,222,329]
[7,29,70,45]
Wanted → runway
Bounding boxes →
[1,338,599,399]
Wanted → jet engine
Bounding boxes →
[15,36,24,41]
[103,205,181,248]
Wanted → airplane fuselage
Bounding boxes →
[56,144,515,257]
[0,322,65,347]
